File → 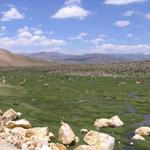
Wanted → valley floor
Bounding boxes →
[0,68,150,149]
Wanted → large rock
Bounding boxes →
[1,127,27,148]
[11,127,26,137]
[74,145,97,150]
[0,116,4,133]
[31,135,50,148]
[25,127,49,138]
[2,109,21,125]
[75,136,80,143]
[49,132,55,140]
[94,119,112,128]
[50,143,67,150]
[110,116,124,127]
[84,130,115,150]
[135,127,150,136]
[21,138,38,150]
[6,119,32,129]
[132,134,145,141]
[58,122,75,145]
[94,115,124,128]
[1,127,14,144]
[0,124,4,133]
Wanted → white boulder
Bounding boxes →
[135,127,150,136]
[2,109,21,125]
[84,130,115,150]
[58,122,76,145]
[132,134,145,141]
[25,127,49,138]
[94,115,124,128]
[50,143,67,150]
[6,119,32,129]
[74,145,97,150]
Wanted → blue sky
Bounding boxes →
[0,0,150,54]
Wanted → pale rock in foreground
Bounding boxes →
[39,145,50,150]
[11,127,26,137]
[94,118,112,128]
[80,129,88,134]
[1,109,21,125]
[110,116,124,127]
[84,130,115,150]
[130,142,134,146]
[135,127,150,136]
[0,115,4,133]
[50,143,67,150]
[94,115,124,128]
[58,122,76,145]
[132,134,145,141]
[6,119,32,129]
[28,135,50,149]
[75,136,80,143]
[74,145,97,150]
[0,109,51,150]
[49,132,55,140]
[25,127,49,138]
[0,124,4,133]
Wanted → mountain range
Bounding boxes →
[28,51,150,64]
[0,48,150,67]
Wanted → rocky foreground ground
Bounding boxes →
[0,108,149,150]
[0,137,18,150]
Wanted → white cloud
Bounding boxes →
[127,33,134,38]
[69,32,88,40]
[104,0,147,5]
[123,10,139,16]
[17,26,33,38]
[51,5,90,19]
[49,30,54,35]
[91,38,104,45]
[65,0,81,6]
[77,32,88,39]
[114,20,130,27]
[95,44,150,54]
[91,35,106,45]
[51,0,90,20]
[0,36,65,48]
[0,26,6,34]
[0,26,66,51]
[32,28,43,35]
[1,7,24,21]
[144,13,150,19]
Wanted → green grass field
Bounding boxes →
[0,69,150,149]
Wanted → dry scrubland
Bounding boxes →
[0,62,150,149]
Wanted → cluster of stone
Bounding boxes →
[0,109,66,150]
[132,126,150,141]
[0,109,126,150]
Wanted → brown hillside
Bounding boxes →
[0,49,50,67]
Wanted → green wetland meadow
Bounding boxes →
[0,68,150,149]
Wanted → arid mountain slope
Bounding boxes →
[28,51,150,64]
[0,49,49,67]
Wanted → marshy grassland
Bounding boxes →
[0,64,150,149]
